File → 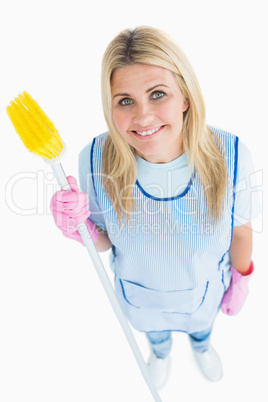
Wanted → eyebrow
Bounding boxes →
[112,84,169,99]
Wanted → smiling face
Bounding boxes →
[111,64,189,163]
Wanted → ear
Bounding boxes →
[183,101,189,112]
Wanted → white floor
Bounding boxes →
[1,2,267,400]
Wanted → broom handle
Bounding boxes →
[51,163,162,402]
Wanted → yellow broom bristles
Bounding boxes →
[7,91,63,159]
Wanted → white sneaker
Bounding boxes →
[192,345,223,382]
[147,353,171,389]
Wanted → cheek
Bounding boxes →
[112,110,129,132]
[159,99,184,123]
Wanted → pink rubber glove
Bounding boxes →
[50,175,98,245]
[221,261,254,315]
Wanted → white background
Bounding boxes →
[1,1,267,401]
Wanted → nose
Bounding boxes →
[132,102,155,127]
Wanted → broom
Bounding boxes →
[7,91,162,402]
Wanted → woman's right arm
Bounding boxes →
[94,228,113,252]
[78,141,113,252]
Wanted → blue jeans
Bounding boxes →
[146,327,212,358]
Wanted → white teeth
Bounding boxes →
[136,126,162,136]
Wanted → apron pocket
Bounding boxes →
[119,279,209,315]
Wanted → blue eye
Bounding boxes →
[119,98,133,106]
[152,91,165,99]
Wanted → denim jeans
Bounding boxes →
[146,327,212,358]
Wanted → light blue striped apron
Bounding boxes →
[90,127,238,333]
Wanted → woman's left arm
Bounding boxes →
[229,222,252,275]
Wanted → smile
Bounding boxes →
[132,125,165,138]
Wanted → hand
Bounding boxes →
[50,176,98,244]
[221,262,254,315]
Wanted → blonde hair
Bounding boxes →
[101,26,227,222]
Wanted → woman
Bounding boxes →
[51,26,258,388]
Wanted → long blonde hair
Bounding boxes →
[101,26,227,222]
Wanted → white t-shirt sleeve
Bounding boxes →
[233,140,261,226]
[78,142,107,231]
